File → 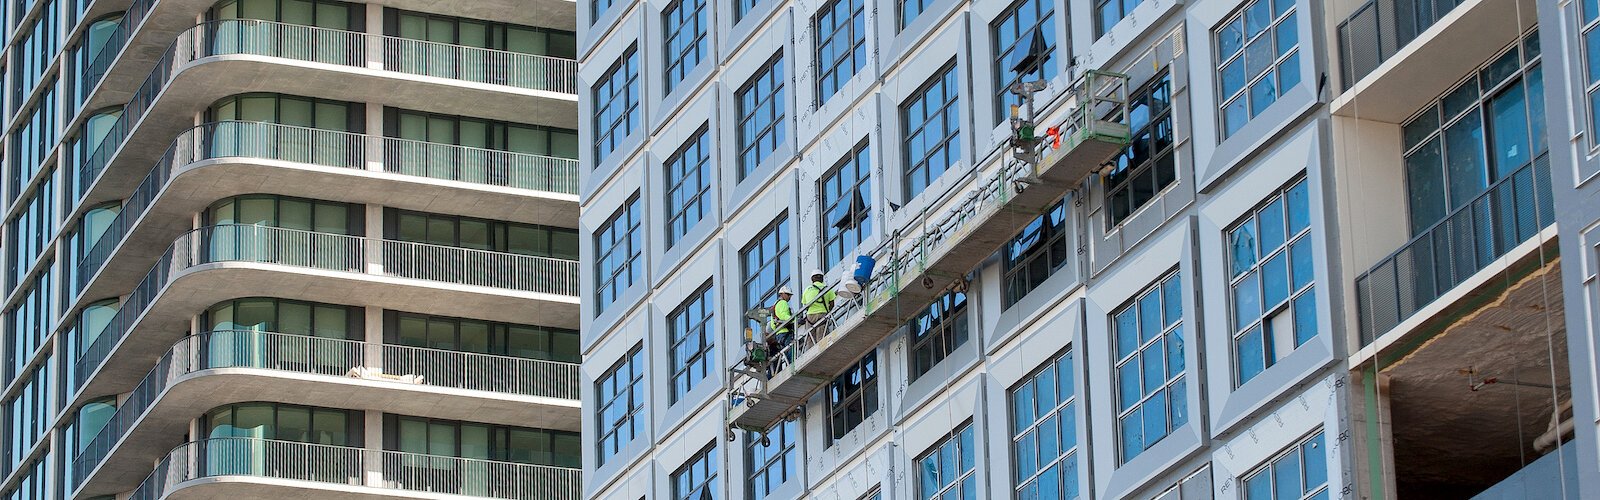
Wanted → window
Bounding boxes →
[11,0,57,113]
[593,47,641,164]
[746,420,796,499]
[1228,178,1315,385]
[740,217,790,333]
[908,291,968,382]
[2,453,47,500]
[204,402,356,444]
[1215,0,1300,138]
[210,0,359,28]
[1401,34,1545,234]
[1094,0,1143,38]
[1010,349,1078,499]
[592,0,615,22]
[205,195,356,233]
[826,353,878,444]
[1155,464,1215,499]
[65,109,122,204]
[5,360,52,470]
[734,0,760,22]
[386,9,574,58]
[10,88,58,202]
[1002,198,1068,308]
[388,415,581,468]
[63,203,120,299]
[596,344,645,465]
[5,268,52,382]
[664,126,712,248]
[387,311,580,363]
[389,209,579,259]
[668,283,715,403]
[7,177,55,291]
[737,55,787,178]
[915,421,975,500]
[672,444,719,500]
[814,0,866,104]
[71,13,122,112]
[898,0,931,30]
[1242,432,1327,500]
[993,0,1056,124]
[1104,71,1175,227]
[1581,0,1600,147]
[208,92,362,131]
[819,141,871,269]
[1113,271,1185,463]
[663,0,708,94]
[902,62,961,199]
[595,195,643,315]
[386,107,579,159]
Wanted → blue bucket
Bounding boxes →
[849,255,877,292]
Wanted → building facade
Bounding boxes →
[0,0,585,498]
[580,0,1597,498]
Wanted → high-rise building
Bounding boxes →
[0,0,584,498]
[578,0,1595,497]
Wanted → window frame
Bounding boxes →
[991,0,1057,125]
[1008,348,1078,499]
[825,352,878,445]
[914,420,977,500]
[662,0,708,94]
[592,46,641,164]
[739,216,791,333]
[1103,71,1176,229]
[1001,198,1070,308]
[667,282,716,403]
[736,54,788,179]
[1111,270,1185,464]
[672,443,719,500]
[663,125,712,249]
[593,194,643,315]
[594,344,645,466]
[907,291,969,382]
[1241,430,1328,500]
[813,0,866,105]
[818,140,871,270]
[901,60,961,201]
[1213,0,1300,139]
[745,420,797,499]
[1225,177,1315,386]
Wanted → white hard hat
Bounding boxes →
[778,286,793,295]
[810,269,824,278]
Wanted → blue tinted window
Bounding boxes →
[1011,349,1079,499]
[595,345,644,465]
[664,127,712,248]
[668,283,715,403]
[993,0,1056,123]
[1228,178,1315,386]
[902,62,960,199]
[594,195,642,314]
[916,422,976,500]
[737,56,788,178]
[663,0,708,93]
[593,47,640,163]
[672,444,718,500]
[1113,272,1184,463]
[819,142,871,269]
[741,217,790,333]
[814,0,866,104]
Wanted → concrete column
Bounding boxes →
[363,410,384,487]
[364,305,383,372]
[365,3,384,70]
[365,102,384,171]
[364,204,384,275]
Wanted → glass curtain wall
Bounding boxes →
[383,8,575,84]
[203,194,361,268]
[383,108,578,188]
[203,403,360,480]
[208,0,361,64]
[206,93,364,167]
[202,298,360,372]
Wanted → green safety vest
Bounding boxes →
[802,281,835,315]
[767,298,793,334]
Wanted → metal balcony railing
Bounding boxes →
[382,137,580,193]
[70,329,579,490]
[381,37,579,94]
[71,18,577,205]
[1336,0,1466,91]
[130,438,581,500]
[1355,154,1554,346]
[77,0,158,98]
[383,344,580,399]
[381,239,580,296]
[71,225,579,392]
[72,120,578,296]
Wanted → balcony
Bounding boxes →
[130,438,580,500]
[1354,156,1554,347]
[69,224,580,427]
[70,19,578,236]
[1331,0,1535,122]
[71,120,578,314]
[72,330,580,498]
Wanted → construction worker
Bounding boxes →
[766,286,796,358]
[802,270,836,336]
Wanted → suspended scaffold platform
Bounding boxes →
[726,70,1132,438]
